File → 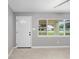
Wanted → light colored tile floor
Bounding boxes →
[9,48,70,59]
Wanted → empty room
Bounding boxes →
[8,0,70,59]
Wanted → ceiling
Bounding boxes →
[8,0,70,12]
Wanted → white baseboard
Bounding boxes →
[32,46,70,48]
[8,47,15,58]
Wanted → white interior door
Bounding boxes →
[16,16,32,47]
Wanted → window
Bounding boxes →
[38,19,70,37]
[47,20,58,35]
[39,20,47,35]
[58,20,65,35]
[65,20,70,35]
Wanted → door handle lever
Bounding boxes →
[29,33,31,36]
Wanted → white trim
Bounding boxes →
[32,46,70,48]
[8,47,15,58]
[38,35,70,37]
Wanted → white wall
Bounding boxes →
[15,12,70,46]
[8,6,16,53]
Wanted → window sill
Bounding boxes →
[38,35,70,37]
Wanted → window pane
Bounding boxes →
[47,20,58,35]
[39,20,47,35]
[65,20,70,35]
[58,20,64,35]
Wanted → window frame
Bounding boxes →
[38,19,70,37]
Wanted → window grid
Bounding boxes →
[38,19,70,37]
